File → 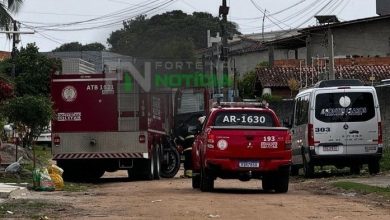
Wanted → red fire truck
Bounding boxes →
[51,64,186,180]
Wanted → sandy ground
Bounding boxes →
[6,170,389,220]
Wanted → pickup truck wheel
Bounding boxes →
[274,168,290,193]
[368,159,380,175]
[200,167,214,192]
[261,175,274,191]
[192,173,201,189]
[303,155,314,178]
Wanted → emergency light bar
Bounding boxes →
[212,101,268,108]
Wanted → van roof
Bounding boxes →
[296,85,375,97]
[314,79,364,88]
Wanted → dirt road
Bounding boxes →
[8,170,388,220]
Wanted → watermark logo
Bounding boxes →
[106,61,232,92]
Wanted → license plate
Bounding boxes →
[261,142,278,149]
[323,146,339,151]
[239,161,259,168]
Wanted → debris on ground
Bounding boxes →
[0,144,33,165]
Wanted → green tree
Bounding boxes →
[1,95,53,147]
[52,42,106,52]
[238,71,259,99]
[0,0,23,31]
[7,43,60,96]
[82,42,106,51]
[52,42,82,52]
[107,10,240,59]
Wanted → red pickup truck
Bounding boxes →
[192,102,292,193]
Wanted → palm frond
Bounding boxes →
[7,0,23,13]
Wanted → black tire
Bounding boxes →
[159,147,180,178]
[274,167,290,193]
[350,164,361,175]
[303,155,314,178]
[262,175,274,191]
[145,156,155,180]
[128,158,154,181]
[192,173,201,189]
[290,165,299,176]
[153,146,161,180]
[368,159,380,175]
[200,167,214,192]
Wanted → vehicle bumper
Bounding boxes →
[204,158,291,178]
[308,148,382,166]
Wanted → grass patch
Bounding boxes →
[333,181,390,199]
[380,147,390,171]
[0,199,70,219]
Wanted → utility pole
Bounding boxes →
[219,0,229,100]
[12,20,18,78]
[0,20,34,78]
[328,28,335,80]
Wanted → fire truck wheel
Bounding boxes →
[159,147,180,178]
[127,158,154,181]
[200,167,214,192]
[153,145,161,180]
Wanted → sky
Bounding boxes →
[0,0,378,52]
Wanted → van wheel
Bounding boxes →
[200,167,214,192]
[368,159,380,175]
[303,155,314,178]
[274,167,289,193]
[290,165,299,176]
[350,165,361,175]
[262,175,274,191]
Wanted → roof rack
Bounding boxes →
[314,79,364,88]
[212,101,268,109]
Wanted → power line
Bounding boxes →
[21,0,178,32]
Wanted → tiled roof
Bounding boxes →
[257,65,390,88]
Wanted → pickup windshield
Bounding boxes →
[213,111,275,127]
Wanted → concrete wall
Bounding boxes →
[376,85,390,149]
[309,19,390,59]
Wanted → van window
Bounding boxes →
[294,95,310,126]
[214,111,275,127]
[315,92,375,123]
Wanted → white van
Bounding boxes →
[290,80,382,177]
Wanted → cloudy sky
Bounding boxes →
[0,0,378,52]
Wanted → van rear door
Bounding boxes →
[314,90,347,156]
[314,89,378,155]
[340,89,379,155]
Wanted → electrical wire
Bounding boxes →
[21,0,178,32]
[21,0,163,28]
